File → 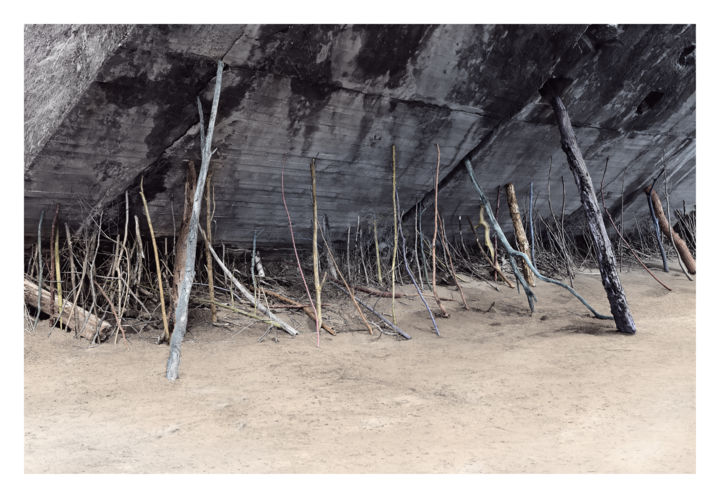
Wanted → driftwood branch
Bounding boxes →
[396,190,440,335]
[25,278,110,341]
[542,87,635,333]
[262,288,337,336]
[201,228,300,338]
[328,281,411,340]
[505,183,535,286]
[166,60,224,381]
[465,159,613,320]
[645,185,696,275]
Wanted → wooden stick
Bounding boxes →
[64,223,78,332]
[391,145,399,324]
[167,60,224,380]
[466,216,515,288]
[478,207,494,260]
[465,159,614,321]
[49,204,59,317]
[328,281,411,340]
[439,217,469,309]
[350,284,408,298]
[33,210,45,330]
[493,186,500,282]
[414,206,424,291]
[599,169,672,292]
[280,162,318,337]
[373,216,383,285]
[396,190,440,335]
[310,158,322,346]
[94,280,127,342]
[320,230,372,335]
[662,170,693,280]
[54,224,63,330]
[140,176,170,342]
[529,182,536,266]
[205,166,217,322]
[646,186,669,272]
[201,227,300,338]
[431,144,449,318]
[261,288,336,335]
[645,184,696,274]
[505,182,535,286]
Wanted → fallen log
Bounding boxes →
[24,278,111,341]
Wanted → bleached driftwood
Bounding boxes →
[166,60,224,381]
[201,227,300,338]
[25,278,111,341]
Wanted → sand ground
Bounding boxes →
[24,267,695,473]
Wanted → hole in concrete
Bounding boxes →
[678,44,695,66]
[636,91,664,115]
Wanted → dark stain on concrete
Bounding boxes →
[451,25,584,116]
[96,50,218,159]
[353,25,435,89]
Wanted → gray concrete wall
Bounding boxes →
[24,24,695,251]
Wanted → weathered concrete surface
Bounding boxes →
[24,24,695,251]
[24,24,135,169]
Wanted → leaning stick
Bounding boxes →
[529,182,536,265]
[543,86,634,332]
[167,61,224,380]
[646,186,669,272]
[599,160,672,291]
[64,223,78,332]
[205,167,217,322]
[396,191,441,335]
[94,281,127,342]
[465,159,613,320]
[320,230,373,335]
[431,144,449,318]
[328,281,411,339]
[466,216,515,288]
[645,184,696,275]
[350,285,408,298]
[662,170,693,280]
[54,226,63,330]
[310,158,322,345]
[201,227,299,338]
[33,210,45,330]
[439,217,469,309]
[261,288,336,335]
[493,186,500,282]
[505,182,535,286]
[49,204,59,317]
[478,207,494,260]
[140,176,170,342]
[280,162,319,338]
[391,145,399,324]
[373,216,383,285]
[414,206,424,291]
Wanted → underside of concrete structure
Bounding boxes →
[24,24,696,251]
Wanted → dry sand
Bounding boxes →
[24,267,695,473]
